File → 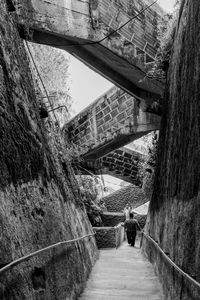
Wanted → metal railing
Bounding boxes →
[141,232,200,290]
[0,232,96,276]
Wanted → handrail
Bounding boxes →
[142,232,200,289]
[0,232,96,275]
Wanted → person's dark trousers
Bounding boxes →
[127,231,136,246]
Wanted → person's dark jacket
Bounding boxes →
[124,218,140,232]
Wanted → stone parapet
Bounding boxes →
[94,225,124,249]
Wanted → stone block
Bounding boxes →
[93,227,116,248]
[96,111,103,120]
[110,99,118,109]
[95,105,101,113]
[118,103,127,113]
[101,212,125,227]
[117,112,125,122]
[126,107,134,116]
[104,113,111,122]
[118,95,126,106]
[103,106,111,115]
[101,101,107,109]
[111,108,119,118]
[96,118,104,127]
[125,98,134,107]
[93,226,124,249]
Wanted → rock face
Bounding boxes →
[0,1,97,299]
[103,184,149,212]
[143,0,200,299]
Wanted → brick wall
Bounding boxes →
[64,86,160,160]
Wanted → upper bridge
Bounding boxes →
[15,0,164,101]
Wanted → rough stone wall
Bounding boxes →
[103,184,148,212]
[94,227,116,248]
[64,86,160,160]
[143,0,200,299]
[93,226,124,249]
[0,2,97,299]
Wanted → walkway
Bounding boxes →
[79,239,164,300]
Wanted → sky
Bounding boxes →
[69,0,176,116]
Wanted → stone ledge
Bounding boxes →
[93,226,124,249]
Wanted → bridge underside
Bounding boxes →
[30,30,162,102]
[16,0,164,102]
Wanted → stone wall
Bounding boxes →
[103,185,148,212]
[94,226,124,249]
[0,2,97,299]
[64,86,160,160]
[94,227,116,248]
[143,0,200,299]
[101,212,125,227]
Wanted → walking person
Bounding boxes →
[123,212,141,247]
[123,203,131,220]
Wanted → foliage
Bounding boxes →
[138,131,159,197]
[147,2,181,81]
[26,43,73,127]
[77,175,107,226]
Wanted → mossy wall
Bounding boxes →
[143,1,200,299]
[0,1,97,299]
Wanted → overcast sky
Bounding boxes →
[69,0,176,116]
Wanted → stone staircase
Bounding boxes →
[79,240,164,299]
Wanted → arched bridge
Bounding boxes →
[15,0,164,102]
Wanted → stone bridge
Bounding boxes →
[76,146,145,186]
[64,86,160,160]
[15,0,164,102]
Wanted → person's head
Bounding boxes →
[130,212,133,219]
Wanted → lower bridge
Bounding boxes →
[75,146,145,186]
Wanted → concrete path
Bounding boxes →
[79,240,164,300]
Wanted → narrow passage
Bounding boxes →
[79,240,164,299]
